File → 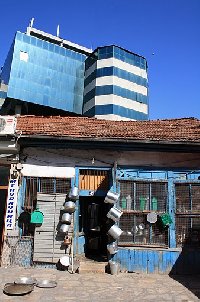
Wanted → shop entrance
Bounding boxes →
[0,166,9,259]
[80,196,110,258]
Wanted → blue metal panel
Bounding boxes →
[147,250,159,273]
[168,172,176,248]
[17,177,26,217]
[76,236,85,255]
[116,169,138,179]
[151,172,167,179]
[74,167,80,255]
[188,172,200,180]
[138,172,152,179]
[17,177,26,236]
[79,189,107,197]
[113,247,200,274]
[117,169,167,180]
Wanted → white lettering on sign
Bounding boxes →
[5,179,19,230]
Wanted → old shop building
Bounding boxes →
[1,115,200,273]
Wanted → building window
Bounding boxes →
[79,169,109,191]
[20,51,28,62]
[23,177,71,211]
[19,177,71,236]
[175,183,200,247]
[118,180,168,247]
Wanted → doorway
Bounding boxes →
[79,196,110,259]
[0,166,9,258]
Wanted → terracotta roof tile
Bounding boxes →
[16,116,200,143]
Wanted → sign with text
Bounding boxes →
[5,179,19,230]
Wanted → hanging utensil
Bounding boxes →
[108,225,123,239]
[61,213,72,224]
[62,201,76,213]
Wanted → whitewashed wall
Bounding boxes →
[21,147,200,169]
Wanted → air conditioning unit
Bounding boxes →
[0,116,16,135]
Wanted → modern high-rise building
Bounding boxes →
[83,46,148,121]
[0,24,148,121]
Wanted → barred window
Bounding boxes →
[20,177,71,236]
[24,177,71,211]
[118,180,168,247]
[175,183,200,247]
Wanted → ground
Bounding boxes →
[0,267,199,301]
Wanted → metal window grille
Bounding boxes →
[24,177,71,211]
[119,180,167,212]
[21,177,71,236]
[118,180,168,247]
[175,183,200,247]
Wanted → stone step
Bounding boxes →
[79,260,107,274]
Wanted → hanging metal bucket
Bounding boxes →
[108,225,123,239]
[107,207,123,222]
[63,201,76,213]
[61,213,72,224]
[107,242,118,254]
[59,224,70,233]
[104,191,119,204]
[68,187,79,200]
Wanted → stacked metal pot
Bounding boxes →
[59,187,78,234]
[104,190,123,255]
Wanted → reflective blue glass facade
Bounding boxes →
[1,30,148,121]
[1,31,87,114]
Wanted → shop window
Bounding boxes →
[175,183,200,247]
[118,180,168,247]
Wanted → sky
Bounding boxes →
[0,0,199,120]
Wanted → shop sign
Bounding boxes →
[5,179,19,230]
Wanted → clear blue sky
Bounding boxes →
[0,0,199,120]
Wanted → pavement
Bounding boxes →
[0,267,199,302]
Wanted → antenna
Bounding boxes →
[29,18,34,28]
[56,25,60,37]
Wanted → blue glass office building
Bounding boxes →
[0,27,148,121]
[0,27,92,114]
[83,46,148,121]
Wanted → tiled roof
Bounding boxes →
[16,116,200,143]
